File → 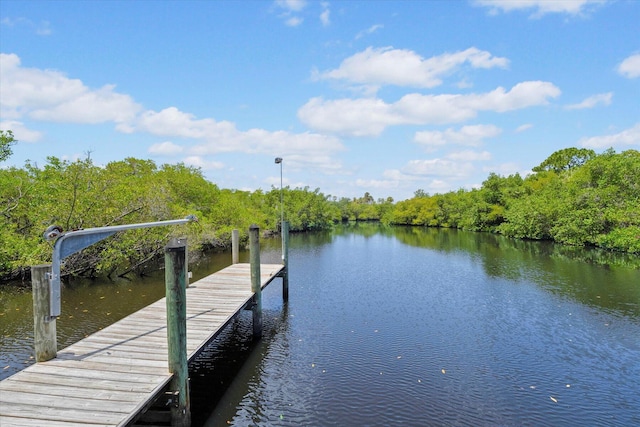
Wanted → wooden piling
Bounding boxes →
[232,229,239,264]
[249,225,262,339]
[165,238,191,427]
[282,220,289,302]
[31,264,57,362]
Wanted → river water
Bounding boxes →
[1,224,639,426]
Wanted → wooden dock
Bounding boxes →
[0,262,285,427]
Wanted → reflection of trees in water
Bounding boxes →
[292,229,334,248]
[390,225,640,317]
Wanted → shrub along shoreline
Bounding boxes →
[1,145,638,283]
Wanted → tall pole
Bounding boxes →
[282,220,289,302]
[232,229,239,264]
[32,264,57,362]
[165,238,191,427]
[275,157,284,261]
[249,225,262,339]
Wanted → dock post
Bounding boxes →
[165,238,191,427]
[232,229,239,264]
[249,224,262,339]
[282,220,289,302]
[32,264,57,362]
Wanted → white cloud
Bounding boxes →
[355,24,383,40]
[565,92,612,110]
[0,120,42,142]
[369,151,493,198]
[316,46,509,89]
[483,162,522,176]
[35,21,52,36]
[402,158,475,178]
[299,81,560,136]
[135,107,344,174]
[275,0,306,27]
[1,54,346,175]
[275,0,307,12]
[515,123,533,133]
[134,107,235,140]
[182,156,224,171]
[284,152,345,173]
[382,169,409,181]
[579,123,640,148]
[355,178,401,191]
[0,53,141,125]
[131,107,345,172]
[148,141,184,156]
[320,2,330,26]
[352,168,451,199]
[474,0,607,17]
[1,16,52,36]
[286,16,303,27]
[618,53,640,79]
[414,124,502,150]
[298,97,397,137]
[456,79,473,89]
[447,150,492,161]
[30,84,141,123]
[374,153,490,196]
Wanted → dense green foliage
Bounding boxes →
[1,142,637,282]
[0,156,336,280]
[384,148,640,254]
[331,192,395,222]
[0,130,16,162]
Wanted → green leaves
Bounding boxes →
[0,130,17,162]
[532,147,596,173]
[387,148,640,254]
[0,158,345,280]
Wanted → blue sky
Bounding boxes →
[1,0,638,201]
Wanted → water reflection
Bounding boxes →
[201,225,639,426]
[2,225,639,426]
[388,225,640,317]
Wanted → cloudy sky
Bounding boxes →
[1,0,638,201]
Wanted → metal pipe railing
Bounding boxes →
[43,215,196,319]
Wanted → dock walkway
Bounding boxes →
[0,262,285,427]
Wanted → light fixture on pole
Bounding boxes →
[274,157,284,260]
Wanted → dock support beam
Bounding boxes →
[232,229,239,264]
[282,221,289,302]
[165,238,191,427]
[249,225,262,339]
[32,264,57,362]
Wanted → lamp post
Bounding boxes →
[274,157,284,260]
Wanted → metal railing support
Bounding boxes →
[43,216,195,319]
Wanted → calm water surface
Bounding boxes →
[1,225,639,426]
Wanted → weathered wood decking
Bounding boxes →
[0,263,285,427]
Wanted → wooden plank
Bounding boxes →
[0,381,149,402]
[0,263,285,427]
[58,345,169,361]
[56,353,170,369]
[0,416,113,427]
[20,363,167,384]
[2,371,161,393]
[0,402,127,425]
[37,358,170,376]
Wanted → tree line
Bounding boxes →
[1,129,638,282]
[384,147,640,255]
